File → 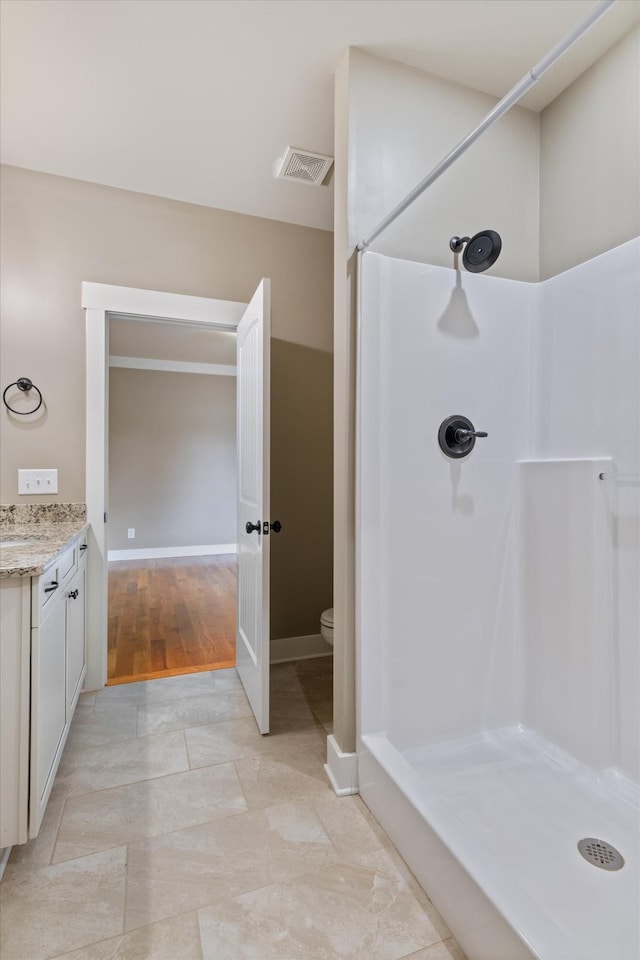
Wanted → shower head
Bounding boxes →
[449,230,502,273]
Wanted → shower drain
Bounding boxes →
[578,838,624,871]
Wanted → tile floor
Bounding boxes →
[1,658,466,960]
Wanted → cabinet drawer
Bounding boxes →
[78,535,88,564]
[59,544,77,585]
[36,563,61,614]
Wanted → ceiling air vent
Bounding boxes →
[275,147,333,187]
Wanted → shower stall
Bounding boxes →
[353,6,639,960]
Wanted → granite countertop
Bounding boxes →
[0,503,88,579]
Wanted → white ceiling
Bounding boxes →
[1,0,638,231]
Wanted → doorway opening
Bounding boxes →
[84,280,276,736]
[106,315,238,684]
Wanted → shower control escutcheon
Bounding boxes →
[438,415,488,459]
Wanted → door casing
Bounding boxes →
[82,282,247,691]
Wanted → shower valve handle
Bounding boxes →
[438,416,487,459]
[454,428,488,442]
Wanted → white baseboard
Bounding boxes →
[324,734,359,796]
[270,633,333,664]
[108,543,237,561]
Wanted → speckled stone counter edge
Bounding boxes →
[0,503,87,525]
[0,504,88,578]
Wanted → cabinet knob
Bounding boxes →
[245,521,261,535]
[68,589,79,600]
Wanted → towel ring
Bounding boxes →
[3,378,44,415]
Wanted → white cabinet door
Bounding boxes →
[32,596,66,819]
[0,579,30,848]
[66,565,86,714]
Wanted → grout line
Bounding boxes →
[48,794,69,867]
[195,907,205,960]
[45,838,131,868]
[136,708,255,739]
[121,841,129,937]
[232,758,251,812]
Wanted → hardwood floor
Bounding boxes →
[107,555,236,685]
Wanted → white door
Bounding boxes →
[236,279,271,733]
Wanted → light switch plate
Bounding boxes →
[18,469,58,495]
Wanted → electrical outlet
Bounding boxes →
[128,528,135,539]
[18,469,58,495]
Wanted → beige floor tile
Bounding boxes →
[3,659,455,960]
[8,795,65,870]
[312,793,388,861]
[51,731,189,799]
[124,800,339,930]
[401,937,467,960]
[309,697,333,727]
[269,664,325,734]
[197,858,446,960]
[292,658,333,703]
[185,716,325,768]
[96,669,241,706]
[66,703,138,748]
[234,742,332,809]
[353,848,451,941]
[0,847,127,960]
[53,762,247,862]
[76,691,97,710]
[50,912,202,960]
[137,689,252,736]
[269,696,319,734]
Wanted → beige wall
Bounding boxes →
[540,26,640,280]
[271,338,333,639]
[0,165,333,641]
[109,368,236,550]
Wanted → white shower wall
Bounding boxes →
[359,254,531,750]
[359,238,640,780]
[529,238,640,781]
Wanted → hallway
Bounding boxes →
[1,659,464,960]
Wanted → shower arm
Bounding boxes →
[355,0,617,253]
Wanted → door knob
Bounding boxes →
[262,520,282,535]
[245,521,261,535]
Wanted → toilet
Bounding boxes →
[320,607,334,648]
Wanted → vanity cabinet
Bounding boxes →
[0,530,88,847]
[30,534,88,837]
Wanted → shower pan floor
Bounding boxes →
[363,728,639,960]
